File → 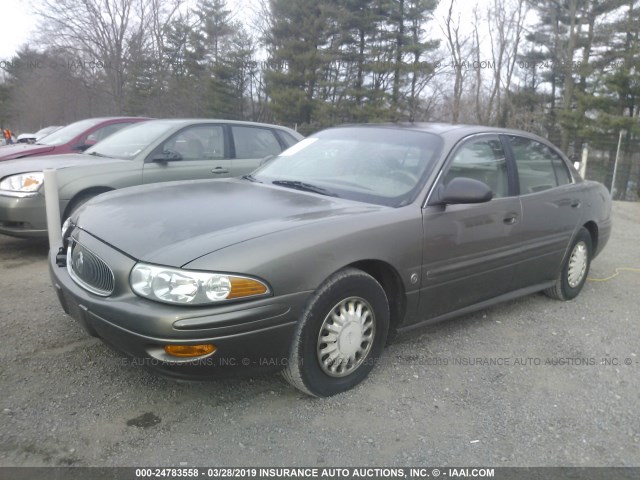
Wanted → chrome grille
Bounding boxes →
[67,240,115,296]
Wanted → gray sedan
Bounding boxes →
[50,124,612,397]
[0,119,302,237]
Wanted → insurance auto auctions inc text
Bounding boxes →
[254,468,494,478]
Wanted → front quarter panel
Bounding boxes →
[56,160,142,201]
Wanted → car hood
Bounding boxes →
[0,154,126,177]
[0,143,55,160]
[75,178,383,267]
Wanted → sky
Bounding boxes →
[0,0,37,60]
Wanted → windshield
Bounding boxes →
[37,119,103,146]
[85,121,176,160]
[253,127,443,207]
[35,126,62,140]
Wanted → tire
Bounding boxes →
[282,268,389,397]
[545,227,592,301]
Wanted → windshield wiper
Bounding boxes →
[271,180,339,197]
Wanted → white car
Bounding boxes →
[16,133,35,144]
[16,126,63,144]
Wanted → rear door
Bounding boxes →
[142,124,231,184]
[503,135,583,288]
[418,134,522,320]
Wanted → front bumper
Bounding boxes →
[49,231,310,379]
[0,193,49,237]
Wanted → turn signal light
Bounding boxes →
[228,277,268,299]
[164,344,216,357]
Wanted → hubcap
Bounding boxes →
[317,297,375,378]
[567,241,588,288]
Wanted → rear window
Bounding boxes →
[507,136,572,194]
[232,126,283,159]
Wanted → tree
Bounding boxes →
[0,48,96,131]
[264,0,330,129]
[471,0,528,126]
[585,0,640,198]
[35,0,184,114]
[440,0,470,123]
[519,0,624,152]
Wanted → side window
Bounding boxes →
[507,136,572,194]
[443,136,508,198]
[85,122,131,144]
[232,126,282,159]
[162,125,225,161]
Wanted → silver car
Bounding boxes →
[50,123,612,397]
[0,119,302,237]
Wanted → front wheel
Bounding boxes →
[282,268,389,397]
[545,227,592,300]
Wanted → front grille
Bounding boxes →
[67,239,115,296]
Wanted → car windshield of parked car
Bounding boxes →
[253,127,443,207]
[36,119,104,146]
[34,125,62,141]
[84,121,176,160]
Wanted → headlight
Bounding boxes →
[130,263,270,305]
[0,172,44,192]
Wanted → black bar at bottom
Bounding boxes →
[0,467,639,480]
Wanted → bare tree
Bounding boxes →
[35,0,184,114]
[440,0,470,123]
[471,0,528,126]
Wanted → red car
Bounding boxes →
[0,117,149,161]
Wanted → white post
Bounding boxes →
[580,144,588,179]
[611,130,624,198]
[43,169,62,251]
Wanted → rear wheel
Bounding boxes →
[545,227,592,300]
[282,268,389,397]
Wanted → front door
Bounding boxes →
[417,134,522,320]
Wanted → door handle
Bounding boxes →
[570,200,581,208]
[211,167,229,174]
[503,214,518,225]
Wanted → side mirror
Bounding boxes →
[438,177,493,205]
[149,150,183,163]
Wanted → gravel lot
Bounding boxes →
[0,201,638,468]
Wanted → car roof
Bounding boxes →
[142,119,296,130]
[330,122,558,148]
[335,122,528,135]
[72,117,150,122]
